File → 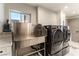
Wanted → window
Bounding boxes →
[11,12,21,21]
[10,10,31,22]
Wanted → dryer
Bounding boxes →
[63,26,70,42]
[62,26,70,56]
[44,25,63,56]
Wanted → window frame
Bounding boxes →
[9,9,31,23]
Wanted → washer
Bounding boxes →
[44,25,63,56]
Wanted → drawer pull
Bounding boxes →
[0,51,3,53]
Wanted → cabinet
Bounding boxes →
[0,32,12,56]
[13,36,45,56]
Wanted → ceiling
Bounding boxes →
[28,3,79,17]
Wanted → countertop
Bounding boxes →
[13,35,46,41]
[14,36,46,48]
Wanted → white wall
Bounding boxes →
[37,7,58,25]
[57,11,67,26]
[4,4,67,26]
[0,3,4,32]
[4,3,37,24]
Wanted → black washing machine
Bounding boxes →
[62,26,71,56]
[44,25,63,56]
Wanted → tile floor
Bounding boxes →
[65,41,79,56]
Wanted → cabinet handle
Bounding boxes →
[0,51,3,53]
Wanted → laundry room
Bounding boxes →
[0,3,79,56]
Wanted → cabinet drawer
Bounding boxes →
[0,46,12,56]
